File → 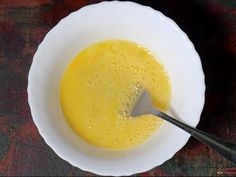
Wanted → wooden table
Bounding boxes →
[0,0,236,176]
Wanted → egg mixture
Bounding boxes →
[60,40,171,150]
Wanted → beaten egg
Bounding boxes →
[60,40,171,150]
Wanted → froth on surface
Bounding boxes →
[60,40,171,150]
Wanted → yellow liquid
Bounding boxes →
[60,40,171,150]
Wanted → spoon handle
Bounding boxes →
[154,110,236,164]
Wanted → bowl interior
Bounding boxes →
[28,1,205,176]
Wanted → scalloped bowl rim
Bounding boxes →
[28,1,205,176]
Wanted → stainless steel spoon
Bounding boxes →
[131,91,236,164]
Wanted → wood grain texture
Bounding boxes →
[0,0,236,176]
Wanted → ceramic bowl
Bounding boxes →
[28,1,205,176]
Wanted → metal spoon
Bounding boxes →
[131,91,236,164]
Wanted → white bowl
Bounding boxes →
[28,1,205,176]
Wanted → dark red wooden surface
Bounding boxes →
[0,0,236,176]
